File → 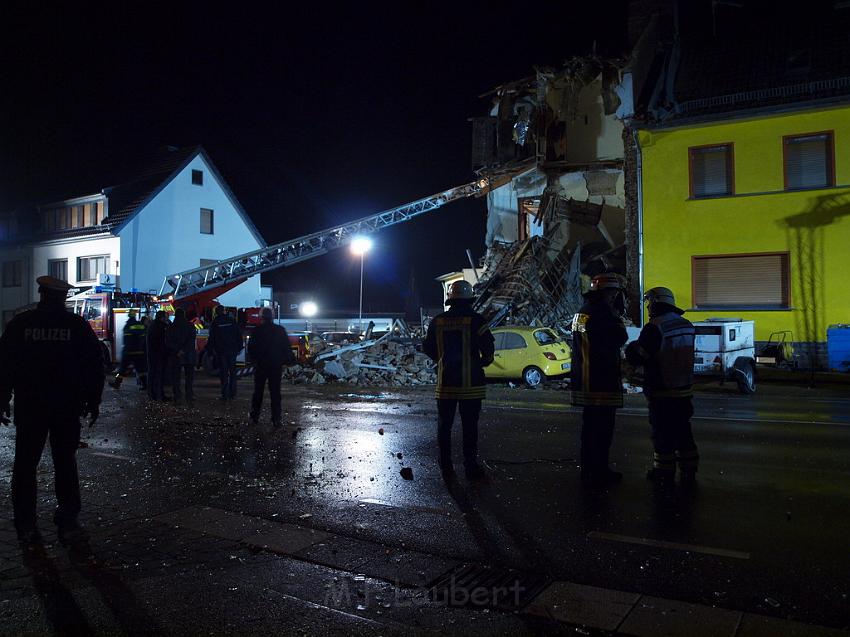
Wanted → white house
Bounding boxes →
[0,146,266,331]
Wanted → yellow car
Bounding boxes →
[485,326,571,387]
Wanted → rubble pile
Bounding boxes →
[281,338,436,387]
[474,236,583,333]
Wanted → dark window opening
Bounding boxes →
[192,169,204,185]
[200,208,214,234]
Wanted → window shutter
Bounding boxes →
[786,134,831,189]
[693,254,789,308]
[691,146,731,197]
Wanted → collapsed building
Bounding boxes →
[450,56,638,333]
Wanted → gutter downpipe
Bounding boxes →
[633,128,645,327]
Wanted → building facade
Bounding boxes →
[0,146,266,331]
[637,104,850,368]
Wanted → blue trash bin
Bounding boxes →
[827,325,850,372]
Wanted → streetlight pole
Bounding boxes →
[350,236,373,336]
[358,250,365,333]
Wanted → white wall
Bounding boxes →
[119,153,264,307]
[0,245,35,316]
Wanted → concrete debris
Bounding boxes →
[399,467,414,480]
[281,337,437,388]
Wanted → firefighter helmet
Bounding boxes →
[644,286,676,306]
[589,273,627,292]
[447,280,474,301]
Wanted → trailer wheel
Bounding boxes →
[734,359,756,394]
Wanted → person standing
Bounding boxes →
[0,276,104,543]
[146,310,170,401]
[625,287,698,486]
[109,309,147,390]
[207,306,242,401]
[165,308,196,405]
[248,307,295,426]
[570,273,629,488]
[423,280,495,480]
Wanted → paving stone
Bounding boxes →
[618,596,742,637]
[736,613,849,637]
[358,548,458,588]
[524,580,640,631]
[154,506,274,541]
[293,535,383,571]
[243,523,331,555]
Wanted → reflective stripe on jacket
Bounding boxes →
[570,298,627,408]
[423,305,495,401]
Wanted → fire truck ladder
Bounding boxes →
[159,177,496,301]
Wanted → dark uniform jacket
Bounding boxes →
[570,297,628,407]
[423,303,495,400]
[165,316,197,366]
[208,314,243,356]
[147,320,168,362]
[123,317,146,356]
[0,301,105,414]
[625,306,695,398]
[248,321,295,368]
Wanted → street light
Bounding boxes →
[299,301,318,317]
[350,236,373,333]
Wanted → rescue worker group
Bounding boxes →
[0,272,697,544]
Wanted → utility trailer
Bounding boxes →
[693,318,756,394]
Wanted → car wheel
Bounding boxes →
[523,366,544,387]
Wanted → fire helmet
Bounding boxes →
[643,286,677,306]
[589,273,627,292]
[447,280,474,302]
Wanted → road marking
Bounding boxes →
[87,451,136,461]
[489,403,849,427]
[587,531,750,560]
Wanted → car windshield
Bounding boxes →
[533,329,560,345]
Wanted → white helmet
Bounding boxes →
[447,280,474,302]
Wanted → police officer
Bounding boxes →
[110,309,147,390]
[0,276,104,543]
[208,306,242,401]
[571,273,629,488]
[423,280,495,480]
[625,287,698,486]
[165,308,196,405]
[248,307,295,427]
[146,310,170,401]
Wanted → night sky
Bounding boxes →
[1,3,628,313]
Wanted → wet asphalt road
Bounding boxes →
[1,376,849,630]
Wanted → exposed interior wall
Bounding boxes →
[557,75,626,163]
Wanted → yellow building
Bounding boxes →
[637,103,850,368]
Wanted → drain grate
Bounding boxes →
[429,563,549,611]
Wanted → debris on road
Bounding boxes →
[399,467,414,480]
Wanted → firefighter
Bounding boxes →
[248,307,295,427]
[0,276,104,544]
[625,287,698,486]
[571,273,629,488]
[207,306,242,401]
[165,308,196,405]
[109,309,147,390]
[423,280,495,480]
[146,310,170,401]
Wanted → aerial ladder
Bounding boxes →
[157,171,522,307]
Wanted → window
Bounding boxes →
[77,255,108,281]
[2,260,22,287]
[689,144,734,198]
[42,200,105,232]
[192,169,204,185]
[200,208,214,234]
[48,259,68,281]
[692,253,790,309]
[533,329,560,345]
[498,332,527,350]
[784,132,834,190]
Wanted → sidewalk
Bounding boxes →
[1,497,846,635]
